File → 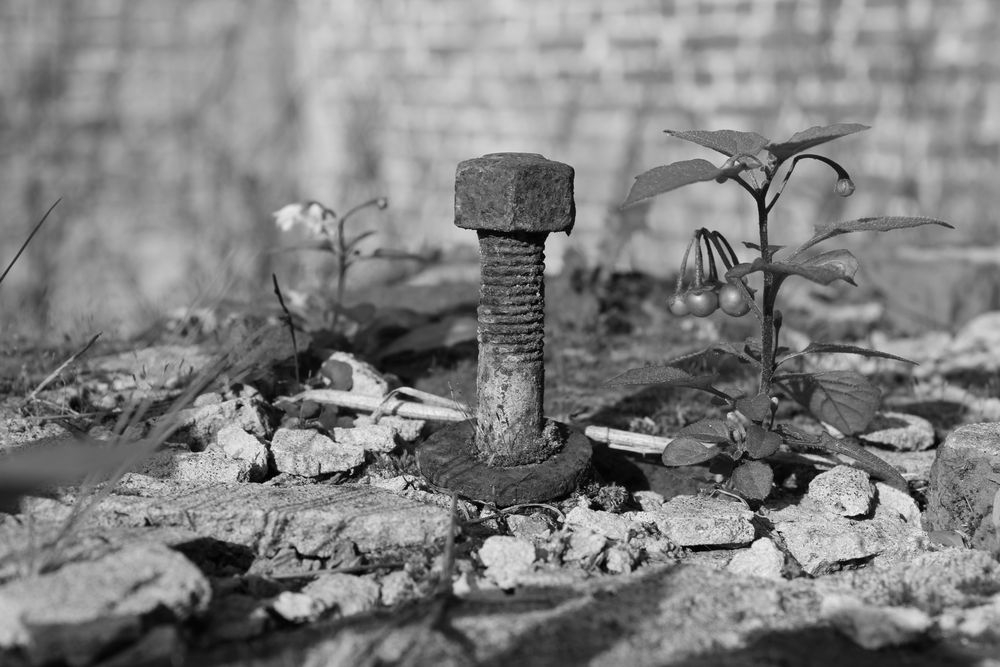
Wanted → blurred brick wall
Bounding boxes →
[2,0,997,338]
[300,0,998,277]
[0,0,298,338]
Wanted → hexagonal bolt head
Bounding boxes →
[455,153,575,234]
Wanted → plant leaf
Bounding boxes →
[797,249,859,284]
[661,437,721,466]
[735,393,772,422]
[780,371,880,435]
[622,159,723,208]
[766,123,870,162]
[605,365,725,396]
[730,460,774,501]
[662,341,762,370]
[776,425,907,490]
[676,418,733,444]
[666,129,770,157]
[779,342,917,366]
[743,242,785,253]
[730,256,856,286]
[745,424,782,459]
[792,216,954,257]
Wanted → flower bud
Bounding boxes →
[834,178,856,197]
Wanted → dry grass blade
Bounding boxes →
[0,198,60,289]
[22,332,102,406]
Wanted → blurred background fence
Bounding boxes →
[1,0,998,338]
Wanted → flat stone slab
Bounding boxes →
[625,495,756,547]
[92,482,451,557]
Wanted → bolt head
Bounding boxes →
[455,153,575,234]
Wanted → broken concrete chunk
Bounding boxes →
[214,424,270,481]
[333,422,398,453]
[173,395,272,450]
[270,591,323,624]
[926,422,1000,553]
[0,543,210,666]
[135,443,259,483]
[302,574,381,617]
[506,513,553,542]
[859,411,935,451]
[91,482,451,558]
[379,570,418,606]
[479,535,537,588]
[354,414,425,443]
[564,506,632,541]
[563,530,608,566]
[632,495,755,547]
[270,427,365,477]
[807,465,874,517]
[821,594,932,649]
[726,538,785,580]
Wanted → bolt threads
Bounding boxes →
[477,231,545,361]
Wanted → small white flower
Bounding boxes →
[272,203,305,232]
[272,201,334,236]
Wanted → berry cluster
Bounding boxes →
[666,228,754,318]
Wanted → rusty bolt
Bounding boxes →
[457,153,574,466]
[416,153,591,506]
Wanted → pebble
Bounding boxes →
[726,538,785,580]
[564,505,632,541]
[270,428,365,477]
[270,591,323,624]
[859,412,935,451]
[479,536,537,588]
[303,574,381,617]
[807,466,874,517]
[627,495,756,547]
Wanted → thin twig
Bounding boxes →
[271,273,300,386]
[268,561,405,581]
[22,332,102,406]
[0,198,60,289]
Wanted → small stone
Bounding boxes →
[821,594,932,649]
[323,352,388,397]
[173,395,272,451]
[770,503,919,576]
[807,466,874,517]
[214,425,270,481]
[633,490,666,511]
[354,414,425,443]
[563,531,608,566]
[333,422,399,453]
[135,444,258,483]
[564,506,631,541]
[637,495,755,547]
[479,536,537,588]
[270,428,365,477]
[506,513,553,541]
[604,544,635,574]
[302,574,380,617]
[193,392,223,408]
[379,570,417,606]
[726,538,785,580]
[270,591,322,624]
[926,422,1000,552]
[321,359,354,390]
[860,412,935,451]
[874,482,922,526]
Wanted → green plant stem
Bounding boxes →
[756,192,777,395]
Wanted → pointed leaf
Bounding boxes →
[662,341,761,370]
[792,216,954,257]
[766,123,870,162]
[732,256,857,286]
[606,365,725,397]
[736,393,772,422]
[781,371,879,435]
[745,424,782,459]
[676,418,733,444]
[730,460,774,501]
[780,342,917,366]
[776,425,907,490]
[622,159,723,208]
[797,249,859,284]
[661,437,721,466]
[666,129,770,157]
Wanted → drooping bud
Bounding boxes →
[834,178,856,197]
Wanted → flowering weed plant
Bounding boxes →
[609,124,952,503]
